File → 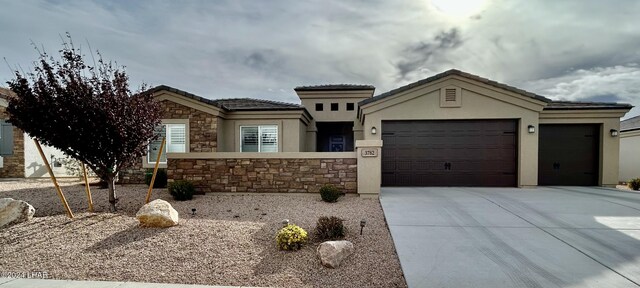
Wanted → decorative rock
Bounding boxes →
[0,198,35,228]
[136,199,179,227]
[317,240,354,268]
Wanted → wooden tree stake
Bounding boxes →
[34,139,74,219]
[145,136,166,204]
[82,163,94,212]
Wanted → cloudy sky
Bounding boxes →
[1,0,639,118]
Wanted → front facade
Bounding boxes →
[2,70,633,195]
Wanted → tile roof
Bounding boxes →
[359,69,551,106]
[213,98,303,111]
[544,101,633,110]
[621,115,640,131]
[294,84,375,92]
[147,85,303,112]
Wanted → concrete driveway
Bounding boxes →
[380,187,640,288]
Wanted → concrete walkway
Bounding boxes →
[381,187,640,288]
[0,278,258,288]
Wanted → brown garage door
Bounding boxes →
[538,124,599,186]
[381,120,518,187]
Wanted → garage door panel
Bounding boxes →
[538,124,599,186]
[382,120,517,187]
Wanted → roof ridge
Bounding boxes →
[359,69,551,106]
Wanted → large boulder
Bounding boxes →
[0,198,35,228]
[136,199,179,227]
[317,240,354,268]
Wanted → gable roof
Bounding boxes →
[359,69,633,111]
[148,85,303,112]
[360,69,551,106]
[621,115,640,131]
[294,84,375,92]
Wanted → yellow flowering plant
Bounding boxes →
[276,224,308,251]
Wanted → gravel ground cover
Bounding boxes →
[0,179,406,287]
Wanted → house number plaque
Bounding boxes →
[361,148,378,157]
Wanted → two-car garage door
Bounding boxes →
[381,120,518,187]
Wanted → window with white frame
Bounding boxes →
[148,123,187,164]
[240,125,278,152]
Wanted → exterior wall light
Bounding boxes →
[371,127,377,135]
[610,129,619,137]
[360,219,367,235]
[528,125,535,134]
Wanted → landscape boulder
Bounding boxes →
[136,199,179,227]
[0,198,35,228]
[317,240,354,268]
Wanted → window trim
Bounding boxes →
[240,125,279,153]
[143,119,189,168]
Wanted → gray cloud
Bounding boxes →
[0,0,638,117]
[396,28,463,79]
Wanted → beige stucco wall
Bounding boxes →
[298,90,372,122]
[360,77,545,187]
[540,110,625,187]
[620,130,640,182]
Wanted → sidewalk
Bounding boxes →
[0,278,260,288]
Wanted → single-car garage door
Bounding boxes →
[381,120,518,187]
[538,124,599,186]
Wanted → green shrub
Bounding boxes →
[320,184,341,203]
[145,169,167,188]
[276,224,308,251]
[315,216,345,240]
[629,178,640,191]
[168,180,195,201]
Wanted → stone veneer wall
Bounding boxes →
[0,105,25,178]
[167,158,357,194]
[119,99,218,184]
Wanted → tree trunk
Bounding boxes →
[107,175,117,212]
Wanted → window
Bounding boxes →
[315,103,323,111]
[331,103,339,111]
[148,123,187,164]
[241,125,278,152]
[346,103,354,111]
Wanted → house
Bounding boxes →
[2,69,633,195]
[119,69,631,195]
[0,87,75,178]
[619,115,640,182]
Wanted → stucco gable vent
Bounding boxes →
[440,86,461,107]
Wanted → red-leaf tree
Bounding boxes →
[6,35,161,211]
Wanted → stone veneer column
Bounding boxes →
[355,140,383,197]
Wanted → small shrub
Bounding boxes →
[315,216,345,240]
[320,184,341,202]
[169,180,195,201]
[276,224,308,251]
[145,169,167,188]
[629,178,640,191]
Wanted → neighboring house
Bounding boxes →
[619,115,640,182]
[2,70,634,196]
[0,87,74,178]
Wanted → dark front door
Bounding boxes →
[538,124,599,186]
[381,120,518,187]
